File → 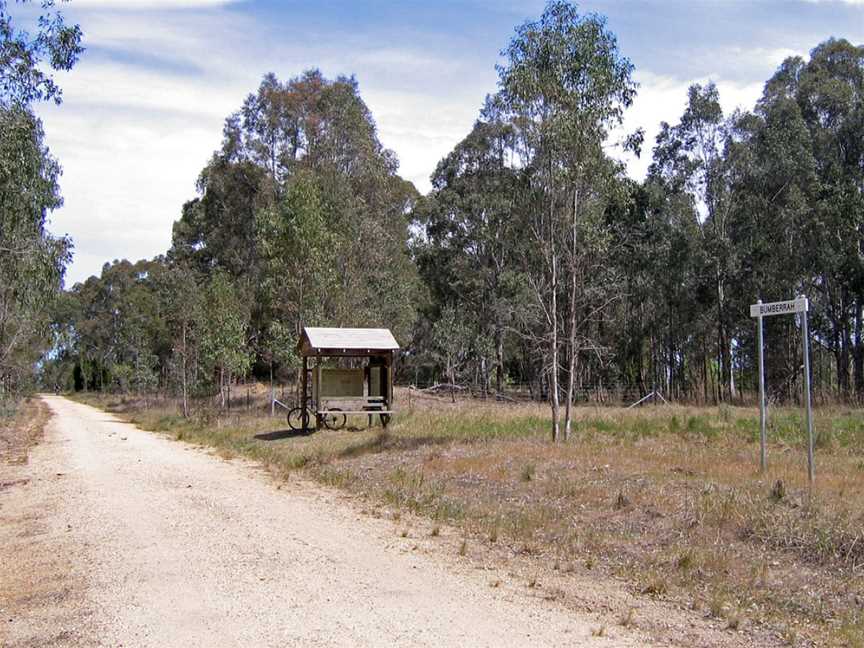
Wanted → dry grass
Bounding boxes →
[0,397,50,465]
[74,390,864,646]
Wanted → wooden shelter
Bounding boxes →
[296,327,399,429]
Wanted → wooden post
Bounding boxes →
[301,355,309,430]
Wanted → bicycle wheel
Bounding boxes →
[323,408,347,431]
[287,407,309,431]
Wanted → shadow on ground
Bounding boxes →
[254,429,315,441]
[337,432,451,459]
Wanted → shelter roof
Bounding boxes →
[298,327,399,357]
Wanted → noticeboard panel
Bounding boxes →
[319,368,365,398]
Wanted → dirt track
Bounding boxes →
[0,395,661,647]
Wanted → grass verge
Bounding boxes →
[0,396,51,465]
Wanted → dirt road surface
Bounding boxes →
[1,396,676,647]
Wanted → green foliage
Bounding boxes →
[199,271,252,381]
[0,106,71,398]
[0,0,84,106]
[0,1,81,399]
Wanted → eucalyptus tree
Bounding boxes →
[794,39,864,394]
[198,272,252,408]
[415,99,526,392]
[495,0,638,439]
[151,262,202,416]
[647,83,743,401]
[744,39,864,396]
[256,170,335,363]
[0,0,83,106]
[723,88,819,398]
[0,106,71,397]
[172,70,421,375]
[0,0,81,398]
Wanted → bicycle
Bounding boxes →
[287,398,346,431]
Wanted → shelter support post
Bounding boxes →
[301,355,309,430]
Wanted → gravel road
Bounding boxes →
[1,396,650,647]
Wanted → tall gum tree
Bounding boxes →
[495,0,638,440]
[0,0,82,398]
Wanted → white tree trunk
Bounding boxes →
[564,189,579,441]
[181,321,188,418]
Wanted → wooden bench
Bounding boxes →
[317,396,394,416]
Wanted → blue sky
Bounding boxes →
[35,0,864,286]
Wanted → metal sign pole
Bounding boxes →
[757,300,767,471]
[750,295,813,482]
[800,297,814,483]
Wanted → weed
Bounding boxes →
[490,579,501,588]
[781,625,797,646]
[770,479,786,502]
[527,576,538,588]
[545,587,564,601]
[613,490,630,510]
[458,539,467,556]
[400,528,409,538]
[726,611,743,631]
[489,526,498,543]
[686,415,715,438]
[640,573,668,597]
[619,607,635,627]
[520,462,536,482]
[675,550,694,572]
[430,525,440,537]
[708,593,726,619]
[591,625,607,637]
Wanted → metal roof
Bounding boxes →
[298,327,399,356]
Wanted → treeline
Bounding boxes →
[46,70,423,412]
[0,1,82,405]
[37,3,864,428]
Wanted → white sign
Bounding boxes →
[750,298,808,318]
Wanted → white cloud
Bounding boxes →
[39,54,247,284]
[364,88,483,192]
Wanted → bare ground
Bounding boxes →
[1,395,781,646]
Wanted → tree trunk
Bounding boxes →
[181,321,188,418]
[549,223,560,442]
[219,366,225,408]
[854,297,863,398]
[495,328,504,394]
[564,189,579,441]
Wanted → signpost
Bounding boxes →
[749,296,814,482]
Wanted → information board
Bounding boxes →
[319,369,364,398]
